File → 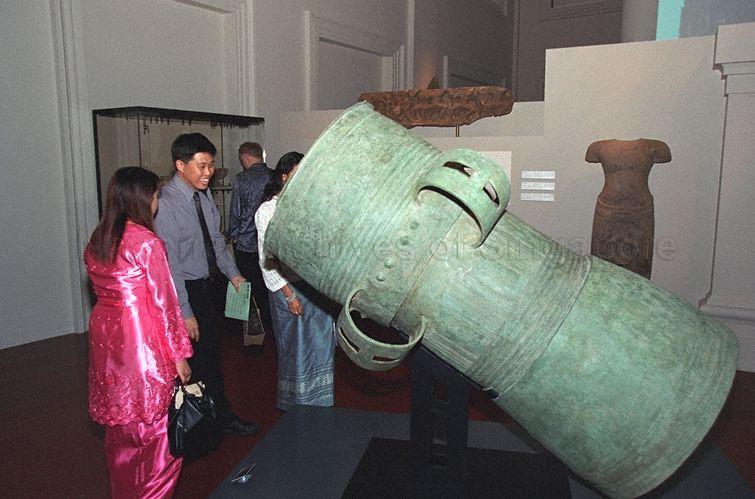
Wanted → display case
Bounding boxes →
[92,106,264,232]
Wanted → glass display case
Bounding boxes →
[92,106,264,232]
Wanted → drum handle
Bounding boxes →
[336,289,426,371]
[416,148,510,246]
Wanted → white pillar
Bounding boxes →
[621,0,659,42]
[701,22,755,371]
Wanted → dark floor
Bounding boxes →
[0,323,753,498]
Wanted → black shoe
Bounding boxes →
[222,415,259,435]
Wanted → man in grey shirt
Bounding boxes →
[155,132,258,435]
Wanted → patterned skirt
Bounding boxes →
[269,280,336,410]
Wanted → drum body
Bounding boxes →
[265,103,737,498]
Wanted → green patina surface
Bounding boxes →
[265,102,738,498]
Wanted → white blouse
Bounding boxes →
[255,196,300,292]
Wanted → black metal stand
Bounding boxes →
[409,345,472,491]
[340,344,575,498]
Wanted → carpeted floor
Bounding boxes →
[0,320,753,498]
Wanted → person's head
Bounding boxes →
[88,167,160,262]
[171,133,217,191]
[263,151,304,200]
[238,142,264,169]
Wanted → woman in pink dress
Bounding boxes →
[84,167,193,498]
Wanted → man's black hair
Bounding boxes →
[171,133,217,164]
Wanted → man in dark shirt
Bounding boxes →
[228,142,274,335]
[156,133,258,435]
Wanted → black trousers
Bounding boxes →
[234,248,273,335]
[185,277,233,420]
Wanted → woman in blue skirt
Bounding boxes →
[255,151,336,410]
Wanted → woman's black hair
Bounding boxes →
[87,167,160,262]
[263,151,304,201]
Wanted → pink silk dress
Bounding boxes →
[85,222,193,498]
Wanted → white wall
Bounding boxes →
[316,41,386,110]
[81,0,228,112]
[261,0,514,160]
[0,0,238,349]
[413,0,511,89]
[0,2,76,348]
[701,22,755,371]
[680,0,755,37]
[412,36,727,309]
[621,0,659,42]
[412,0,438,88]
[1,0,406,349]
[253,0,406,163]
[515,0,623,101]
[537,37,725,305]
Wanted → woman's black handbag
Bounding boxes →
[167,380,223,460]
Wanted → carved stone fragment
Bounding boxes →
[585,139,672,279]
[358,86,514,128]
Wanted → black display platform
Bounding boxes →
[342,437,571,498]
[210,406,753,498]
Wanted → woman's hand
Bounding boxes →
[287,297,304,316]
[281,285,303,316]
[176,359,192,384]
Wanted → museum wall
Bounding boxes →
[679,0,755,37]
[425,36,726,310]
[701,21,755,370]
[1,0,408,349]
[255,0,514,162]
[515,0,622,101]
[80,0,228,112]
[252,0,407,163]
[0,0,236,349]
[0,2,77,348]
[316,42,394,110]
[412,0,511,89]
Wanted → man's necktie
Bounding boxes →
[193,191,220,280]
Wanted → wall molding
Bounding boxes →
[406,0,415,89]
[701,302,755,322]
[703,21,755,372]
[460,0,510,18]
[540,0,621,22]
[175,0,255,114]
[305,11,406,110]
[49,0,96,333]
[442,55,505,88]
[715,62,755,96]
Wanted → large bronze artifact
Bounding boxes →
[586,139,672,278]
[265,103,737,498]
[358,86,514,128]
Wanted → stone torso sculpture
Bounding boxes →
[585,139,672,279]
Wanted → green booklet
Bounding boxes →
[224,281,251,321]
